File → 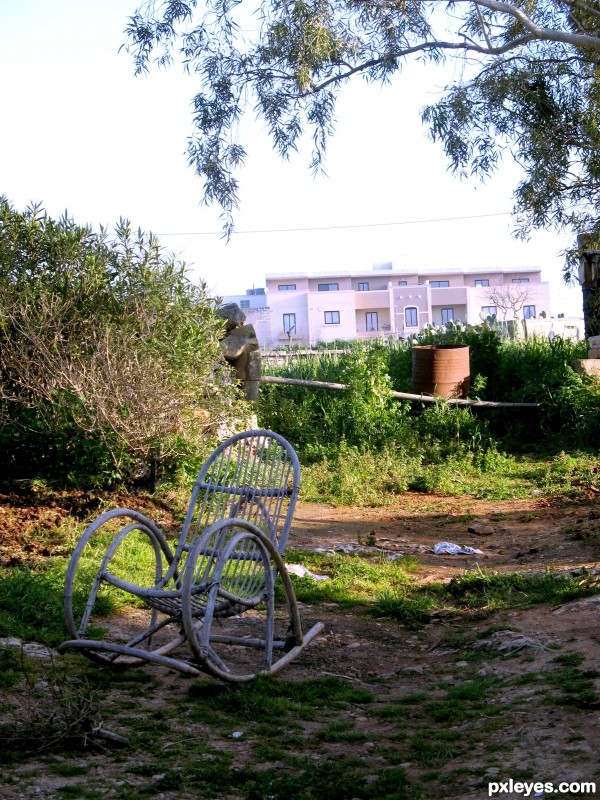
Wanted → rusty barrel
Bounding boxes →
[411,345,470,399]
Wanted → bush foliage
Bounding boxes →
[259,325,599,501]
[0,198,248,486]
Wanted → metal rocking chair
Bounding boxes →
[58,430,323,683]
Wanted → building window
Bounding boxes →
[512,278,529,283]
[405,307,418,327]
[474,279,489,287]
[278,284,296,291]
[366,311,378,331]
[523,305,536,319]
[283,313,296,334]
[481,306,497,317]
[430,281,449,288]
[318,282,339,291]
[398,280,408,286]
[357,282,369,292]
[441,308,454,324]
[324,310,340,325]
[240,300,250,309]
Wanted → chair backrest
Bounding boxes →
[174,430,301,562]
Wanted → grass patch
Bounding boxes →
[187,674,373,729]
[441,569,600,610]
[240,757,416,800]
[371,590,436,628]
[314,721,368,743]
[283,553,600,627]
[544,653,600,709]
[376,674,504,732]
[300,447,600,505]
[50,762,90,777]
[0,563,70,645]
[284,549,419,607]
[0,646,26,688]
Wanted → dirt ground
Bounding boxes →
[1,489,600,799]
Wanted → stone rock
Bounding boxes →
[474,630,555,652]
[217,303,246,331]
[220,335,252,361]
[217,310,261,404]
[572,359,600,377]
[244,380,260,401]
[232,349,250,380]
[553,595,600,614]
[0,637,56,659]
[467,524,495,536]
[233,324,259,345]
[246,350,262,381]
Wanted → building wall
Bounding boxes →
[267,291,310,344]
[224,265,559,347]
[243,306,272,345]
[307,291,357,343]
[392,285,430,337]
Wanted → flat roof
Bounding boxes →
[265,266,542,280]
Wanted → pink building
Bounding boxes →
[224,264,552,347]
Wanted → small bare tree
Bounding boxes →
[484,284,533,338]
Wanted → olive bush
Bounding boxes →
[0,198,249,485]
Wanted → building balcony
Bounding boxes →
[429,286,468,304]
[354,289,390,310]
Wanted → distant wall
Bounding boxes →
[523,317,585,341]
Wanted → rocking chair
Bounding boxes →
[58,430,323,683]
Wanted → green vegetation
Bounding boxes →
[283,553,600,625]
[0,520,181,646]
[259,331,599,505]
[0,563,70,645]
[283,549,419,608]
[0,202,599,797]
[545,652,600,709]
[0,198,249,488]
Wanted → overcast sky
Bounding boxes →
[0,0,584,316]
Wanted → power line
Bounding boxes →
[155,211,510,237]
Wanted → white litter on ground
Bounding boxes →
[432,542,484,556]
[285,564,330,581]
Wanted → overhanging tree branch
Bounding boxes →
[124,1,600,250]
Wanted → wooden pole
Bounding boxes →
[259,374,539,409]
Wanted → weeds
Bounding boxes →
[441,569,600,610]
[187,674,373,727]
[258,335,599,505]
[284,550,418,607]
[544,653,600,709]
[0,653,105,759]
[285,554,600,624]
[0,563,70,645]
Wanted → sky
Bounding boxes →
[0,0,585,317]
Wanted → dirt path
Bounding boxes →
[292,494,600,579]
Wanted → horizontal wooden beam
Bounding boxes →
[259,374,539,409]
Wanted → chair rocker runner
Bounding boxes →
[58,430,323,683]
